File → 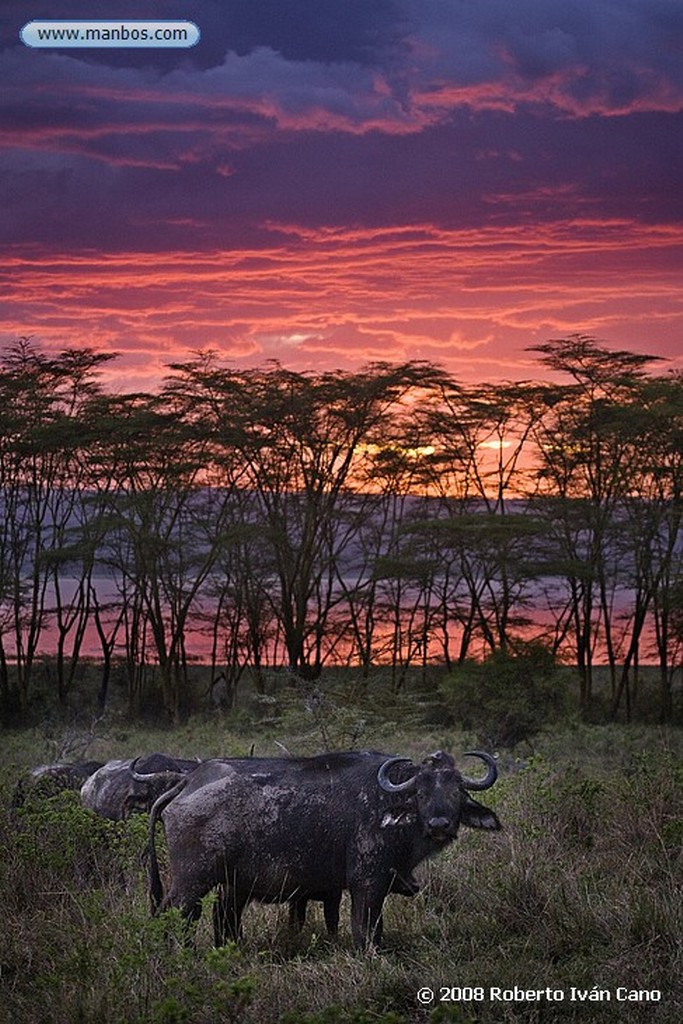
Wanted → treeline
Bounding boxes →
[0,335,681,724]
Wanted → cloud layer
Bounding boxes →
[1,0,681,382]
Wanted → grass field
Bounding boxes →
[1,679,682,1024]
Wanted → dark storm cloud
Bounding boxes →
[1,0,682,251]
[3,0,682,105]
[193,0,409,66]
[404,0,683,114]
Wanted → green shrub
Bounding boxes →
[439,644,570,748]
[8,790,148,899]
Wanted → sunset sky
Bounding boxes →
[2,0,682,390]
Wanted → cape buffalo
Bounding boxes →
[80,753,200,820]
[12,761,105,808]
[148,749,500,948]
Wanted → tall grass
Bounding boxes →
[1,721,681,1023]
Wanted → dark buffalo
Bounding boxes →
[139,755,380,944]
[150,752,421,945]
[80,753,200,820]
[148,749,500,948]
[12,760,105,808]
[213,854,419,945]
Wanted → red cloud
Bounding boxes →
[2,216,681,386]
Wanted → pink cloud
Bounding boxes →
[2,215,681,386]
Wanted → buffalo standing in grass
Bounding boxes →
[80,753,199,820]
[79,750,342,933]
[148,749,500,948]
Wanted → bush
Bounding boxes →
[439,644,570,748]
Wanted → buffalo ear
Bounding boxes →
[461,795,502,831]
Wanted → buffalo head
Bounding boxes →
[377,750,500,842]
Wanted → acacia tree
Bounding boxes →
[201,492,280,701]
[528,335,665,710]
[43,349,121,704]
[426,381,542,510]
[165,357,445,676]
[611,373,683,720]
[2,335,678,723]
[371,515,442,688]
[323,408,441,678]
[0,340,114,717]
[419,381,545,658]
[352,434,443,685]
[91,388,229,722]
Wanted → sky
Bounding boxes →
[1,0,682,390]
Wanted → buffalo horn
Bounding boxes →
[129,757,186,784]
[460,751,498,791]
[377,756,417,794]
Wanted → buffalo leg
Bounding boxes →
[288,897,309,931]
[212,883,248,945]
[212,884,230,945]
[350,888,386,949]
[287,892,341,936]
[322,892,341,936]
